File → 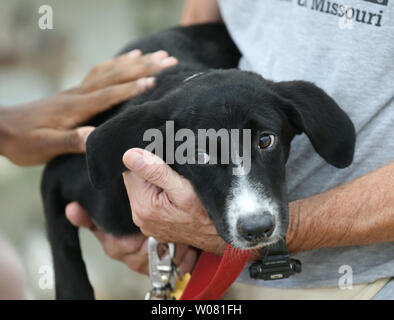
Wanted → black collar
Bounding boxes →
[249,238,302,281]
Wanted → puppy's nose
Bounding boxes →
[237,212,275,242]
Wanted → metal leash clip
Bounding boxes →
[145,237,177,300]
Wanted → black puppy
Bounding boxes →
[41,23,356,300]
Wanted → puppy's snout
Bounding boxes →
[237,212,275,242]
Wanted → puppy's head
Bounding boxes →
[86,69,356,249]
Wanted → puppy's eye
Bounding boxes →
[258,134,275,150]
[196,151,210,164]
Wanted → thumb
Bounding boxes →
[122,148,184,194]
[122,148,208,218]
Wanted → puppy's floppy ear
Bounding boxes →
[86,101,165,189]
[271,80,356,168]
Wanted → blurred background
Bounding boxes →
[0,0,184,299]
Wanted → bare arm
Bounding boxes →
[68,151,394,275]
[119,149,394,261]
[181,0,222,26]
[179,0,394,256]
[287,161,394,253]
[66,0,394,274]
[0,51,177,166]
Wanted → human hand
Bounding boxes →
[65,202,198,276]
[0,50,178,166]
[122,148,227,256]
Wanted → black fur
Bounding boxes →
[41,23,356,300]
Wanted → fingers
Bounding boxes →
[65,201,106,244]
[80,78,156,119]
[32,126,95,162]
[123,148,206,217]
[4,50,179,166]
[123,171,163,228]
[6,126,95,166]
[65,201,197,275]
[179,248,198,275]
[123,148,185,195]
[65,201,140,257]
[173,245,198,275]
[69,76,160,125]
[122,240,197,276]
[65,201,150,274]
[66,202,96,229]
[84,49,143,80]
[39,126,93,155]
[84,56,177,92]
[122,236,150,275]
[122,149,186,228]
[100,233,149,275]
[64,50,178,125]
[80,50,178,92]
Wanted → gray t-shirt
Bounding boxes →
[218,0,394,295]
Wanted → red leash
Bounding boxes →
[180,244,251,300]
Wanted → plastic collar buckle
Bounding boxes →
[249,239,302,281]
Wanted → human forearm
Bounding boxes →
[0,51,177,166]
[112,149,394,270]
[287,161,394,253]
[181,0,222,26]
